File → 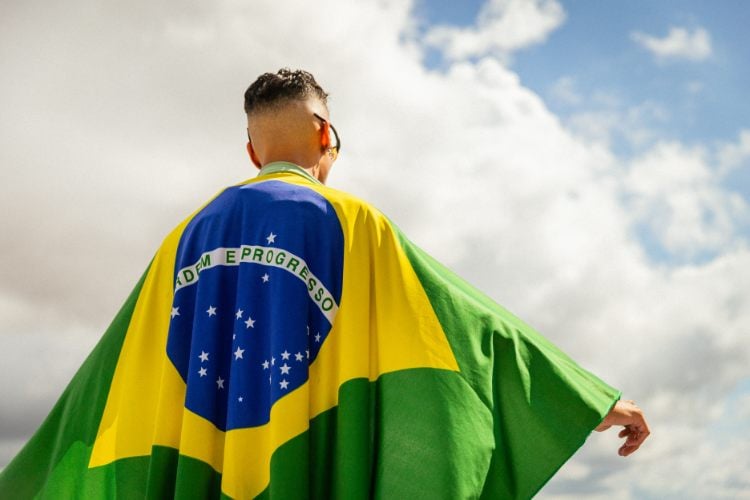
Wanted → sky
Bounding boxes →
[1,0,749,497]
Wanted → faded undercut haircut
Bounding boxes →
[243,68,329,116]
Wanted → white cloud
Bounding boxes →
[164,18,217,47]
[631,26,712,62]
[424,0,565,61]
[548,75,582,106]
[564,98,669,150]
[717,129,750,174]
[624,141,749,258]
[1,0,749,497]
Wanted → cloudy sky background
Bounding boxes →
[1,0,749,497]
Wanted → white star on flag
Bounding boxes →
[234,347,245,360]
[235,308,243,319]
[238,396,244,402]
[314,333,321,343]
[266,232,276,244]
[281,350,291,360]
[279,379,289,390]
[261,273,270,283]
[216,377,225,389]
[199,351,209,362]
[206,305,217,317]
[245,316,256,328]
[306,349,310,359]
[280,363,291,375]
[295,352,303,362]
[262,360,270,370]
[170,307,180,319]
[198,367,207,377]
[271,357,276,366]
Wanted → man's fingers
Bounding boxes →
[619,424,645,440]
[620,438,644,456]
[602,399,651,456]
[618,424,650,456]
[619,435,641,456]
[619,443,639,456]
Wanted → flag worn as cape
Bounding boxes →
[0,162,620,499]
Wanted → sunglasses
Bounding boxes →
[313,113,341,154]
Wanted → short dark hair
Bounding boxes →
[244,68,329,115]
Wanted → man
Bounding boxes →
[242,68,649,458]
[0,69,648,499]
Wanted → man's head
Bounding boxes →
[244,69,329,116]
[243,69,338,183]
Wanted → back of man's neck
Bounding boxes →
[261,157,322,183]
[262,153,316,170]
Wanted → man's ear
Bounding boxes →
[246,142,262,169]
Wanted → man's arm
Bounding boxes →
[595,399,650,456]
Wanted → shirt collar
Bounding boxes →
[256,161,321,185]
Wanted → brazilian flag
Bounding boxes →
[0,162,619,499]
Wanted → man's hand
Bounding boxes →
[595,399,650,457]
